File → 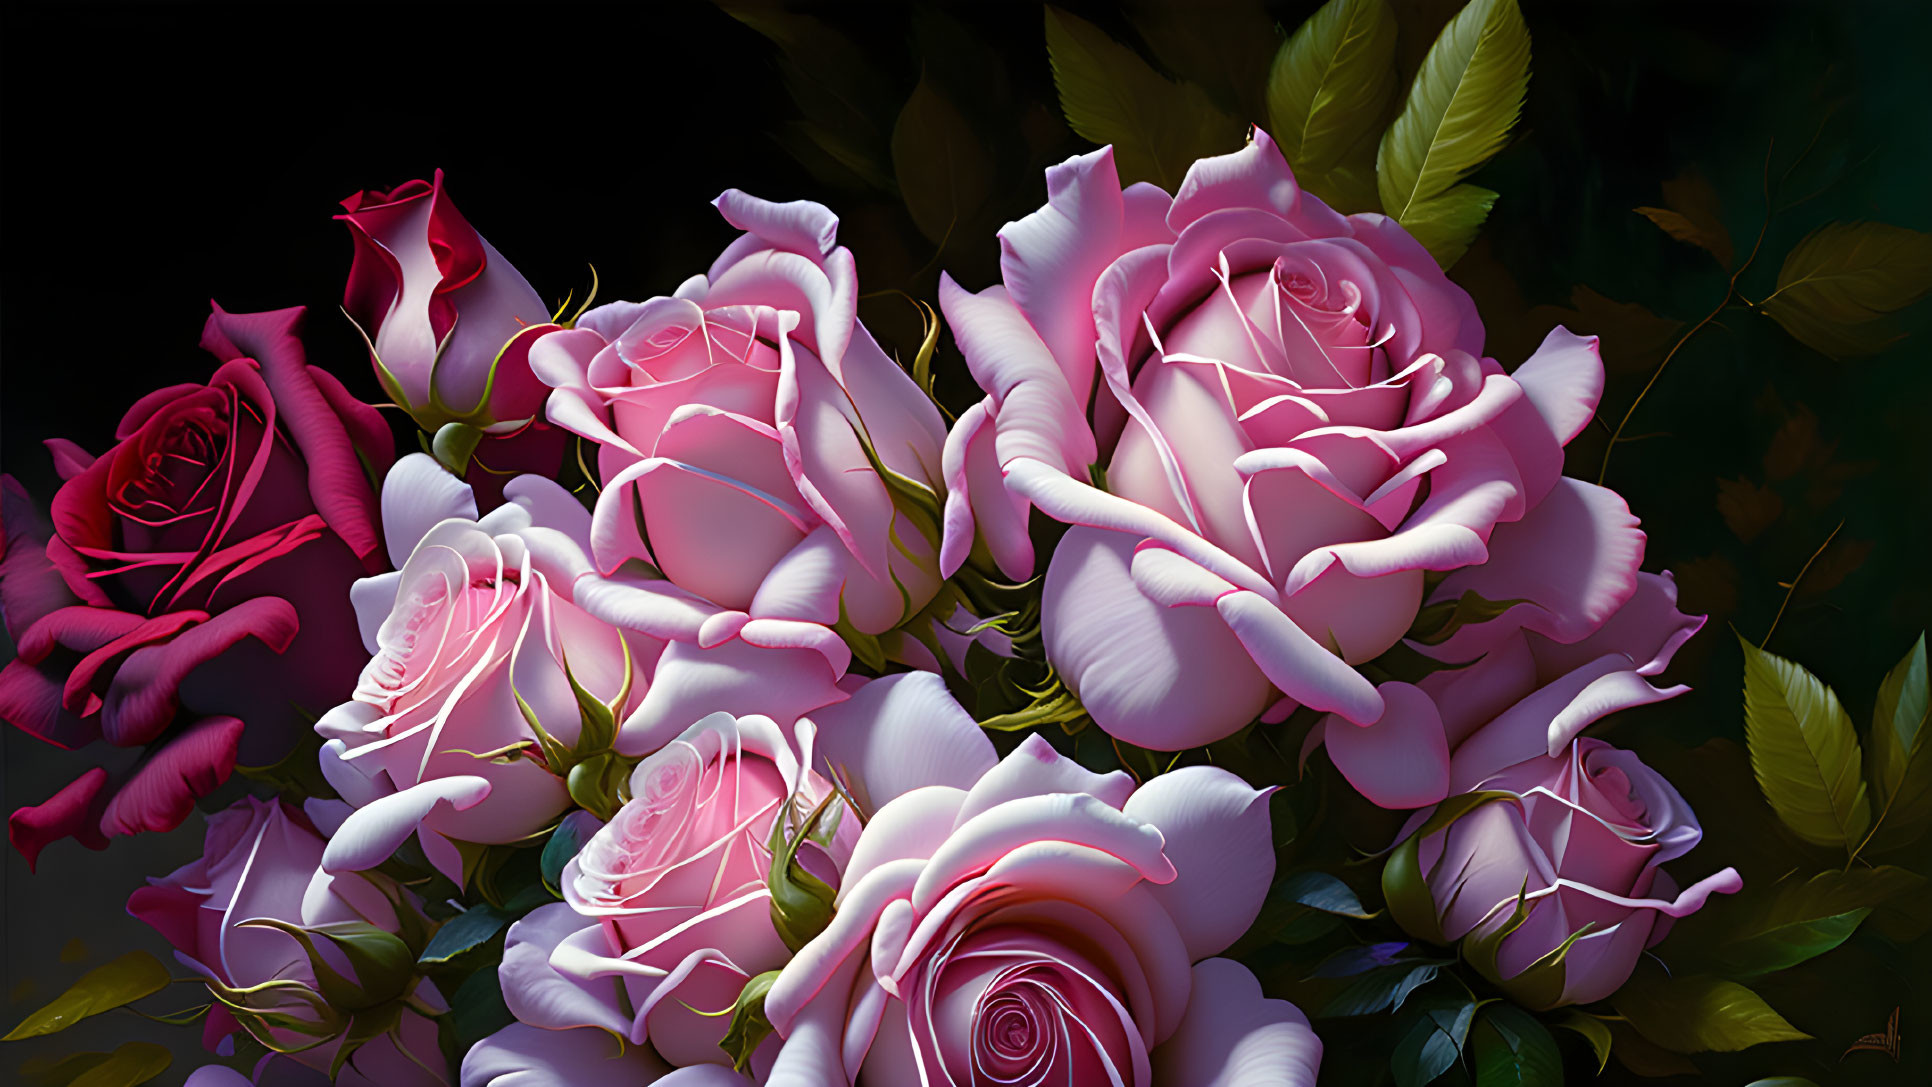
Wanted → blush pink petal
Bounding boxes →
[616,638,846,757]
[1153,958,1321,1087]
[939,275,1096,474]
[1120,767,1276,960]
[953,733,1134,824]
[460,1023,670,1087]
[1042,527,1273,748]
[938,398,1034,580]
[1323,682,1453,810]
[498,904,635,1039]
[805,672,996,814]
[1427,478,1645,658]
[379,454,483,568]
[321,775,492,876]
[997,145,1145,399]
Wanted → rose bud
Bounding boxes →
[127,798,448,1085]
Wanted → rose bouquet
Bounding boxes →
[7,3,1931,1087]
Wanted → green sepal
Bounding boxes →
[715,969,782,1072]
[432,421,486,476]
[1407,591,1530,646]
[768,789,843,953]
[237,919,413,1012]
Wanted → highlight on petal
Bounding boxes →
[1122,767,1277,960]
[321,776,492,874]
[1323,683,1452,810]
[1153,958,1321,1087]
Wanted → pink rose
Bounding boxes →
[490,672,998,1076]
[763,733,1320,1087]
[939,130,1637,749]
[1,305,392,867]
[127,798,447,1086]
[314,454,660,881]
[1323,571,1704,810]
[462,1023,752,1087]
[1385,737,1742,1008]
[531,190,947,654]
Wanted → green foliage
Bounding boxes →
[892,73,992,249]
[430,421,485,476]
[59,1043,170,1087]
[1694,905,1870,978]
[1738,634,1871,852]
[1760,221,1932,359]
[4,951,171,1040]
[1275,870,1380,919]
[1266,0,1397,210]
[447,967,515,1061]
[1554,1011,1613,1073]
[1390,992,1477,1087]
[1043,7,1243,190]
[1471,1003,1563,1087]
[1375,0,1530,267]
[1610,969,1809,1053]
[1867,632,1932,851]
[1311,944,1451,1017]
[1407,590,1530,646]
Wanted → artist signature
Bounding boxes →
[1842,1007,1901,1063]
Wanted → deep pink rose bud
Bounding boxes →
[128,798,448,1086]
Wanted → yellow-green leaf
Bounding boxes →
[1266,0,1398,209]
[3,951,171,1041]
[892,73,993,248]
[1554,1012,1613,1073]
[1760,221,1932,359]
[1394,183,1498,270]
[1375,0,1529,266]
[68,1043,171,1087]
[1868,633,1932,850]
[1611,972,1809,1053]
[1044,7,1244,190]
[1738,635,1870,852]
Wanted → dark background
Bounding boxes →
[3,1,1930,1085]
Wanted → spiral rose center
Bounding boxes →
[111,409,232,523]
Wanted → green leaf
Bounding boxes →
[4,951,171,1040]
[1738,635,1871,851]
[1554,1011,1613,1073]
[418,905,516,967]
[542,810,597,898]
[1610,972,1809,1053]
[1125,0,1281,123]
[18,1052,112,1087]
[1375,0,1529,268]
[1748,866,1926,938]
[1868,632,1932,850]
[1698,907,1869,978]
[1759,221,1932,359]
[65,1043,171,1087]
[448,966,515,1057]
[1391,994,1477,1087]
[1472,1003,1563,1087]
[1276,870,1380,919]
[892,73,993,249]
[1044,7,1244,190]
[1266,0,1398,210]
[1319,959,1448,1018]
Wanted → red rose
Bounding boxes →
[0,304,393,867]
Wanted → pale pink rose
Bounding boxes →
[314,454,658,880]
[939,130,1638,750]
[492,672,999,1076]
[461,1023,749,1086]
[128,798,447,1086]
[530,190,947,660]
[1387,737,1741,1008]
[1321,571,1704,809]
[762,734,1320,1087]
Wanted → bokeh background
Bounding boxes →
[3,1,1928,1084]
